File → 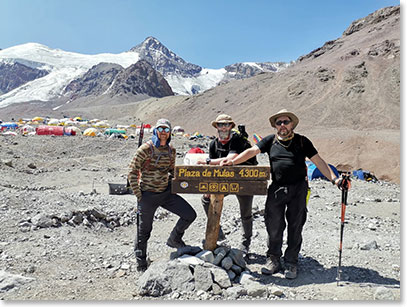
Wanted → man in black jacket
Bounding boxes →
[198,114,257,253]
[221,109,341,279]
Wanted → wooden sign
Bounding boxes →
[174,165,270,181]
[172,165,270,195]
[172,179,267,195]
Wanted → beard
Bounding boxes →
[218,130,231,141]
[277,128,293,140]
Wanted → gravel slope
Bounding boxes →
[0,133,400,301]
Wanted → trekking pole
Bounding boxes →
[138,123,144,148]
[135,122,144,257]
[336,173,351,286]
[134,199,143,257]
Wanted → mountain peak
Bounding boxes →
[130,37,202,78]
[130,36,167,53]
[141,36,163,47]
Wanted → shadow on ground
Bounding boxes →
[247,254,400,288]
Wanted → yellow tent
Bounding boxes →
[47,119,59,126]
[83,128,98,136]
[32,116,43,122]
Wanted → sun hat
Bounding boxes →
[269,109,299,129]
[211,114,236,129]
[155,118,171,129]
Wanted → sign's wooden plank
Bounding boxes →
[204,194,224,251]
[171,179,268,195]
[174,165,270,181]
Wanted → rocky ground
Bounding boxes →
[0,131,401,301]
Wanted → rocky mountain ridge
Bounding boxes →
[63,60,174,100]
[0,62,48,95]
[0,37,288,106]
[130,36,203,78]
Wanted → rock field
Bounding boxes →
[0,132,401,301]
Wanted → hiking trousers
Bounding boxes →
[135,184,197,257]
[264,179,308,265]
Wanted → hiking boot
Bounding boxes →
[239,237,251,253]
[240,218,252,253]
[261,255,282,275]
[284,263,297,279]
[136,257,148,272]
[166,229,186,248]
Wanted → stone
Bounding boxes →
[212,283,222,295]
[227,270,236,281]
[228,248,246,268]
[213,248,227,266]
[245,281,267,298]
[0,270,35,293]
[31,213,55,228]
[210,266,231,289]
[239,271,254,285]
[360,240,378,250]
[214,246,229,255]
[178,254,205,266]
[221,256,233,270]
[269,286,284,297]
[374,286,395,300]
[224,285,247,299]
[231,264,242,275]
[194,265,213,291]
[135,260,194,297]
[195,250,215,263]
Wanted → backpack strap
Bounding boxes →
[145,140,173,169]
[214,138,229,159]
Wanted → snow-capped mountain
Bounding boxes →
[0,38,289,108]
[130,36,202,77]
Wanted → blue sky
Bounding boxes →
[0,0,400,68]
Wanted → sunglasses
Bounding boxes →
[216,123,231,128]
[275,120,292,126]
[157,127,170,133]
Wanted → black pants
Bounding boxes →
[264,179,308,264]
[135,184,197,257]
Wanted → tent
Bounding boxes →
[188,147,205,154]
[47,119,59,126]
[36,125,76,136]
[93,121,110,128]
[67,126,81,135]
[32,116,43,122]
[306,161,339,181]
[172,126,185,134]
[20,125,35,135]
[83,128,98,136]
[104,128,126,135]
[352,169,378,182]
[1,122,19,131]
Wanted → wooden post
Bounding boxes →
[203,194,224,251]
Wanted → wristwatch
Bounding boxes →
[206,157,211,165]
